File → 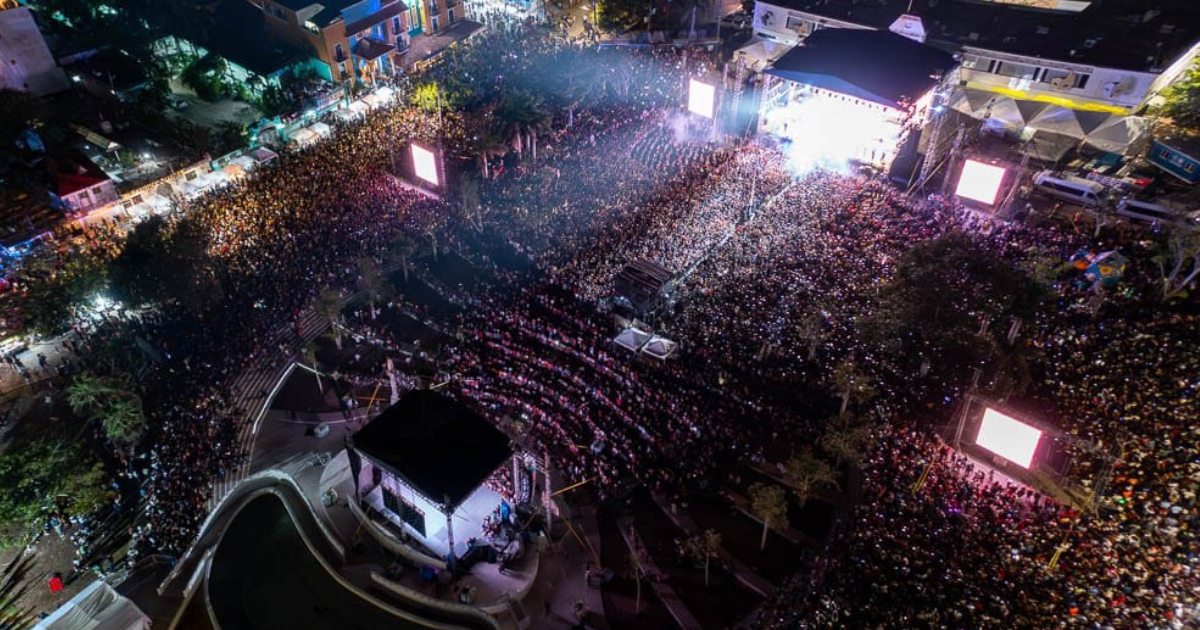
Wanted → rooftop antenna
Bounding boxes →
[907,0,915,12]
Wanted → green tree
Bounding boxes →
[388,235,416,285]
[1160,60,1200,130]
[860,231,1043,386]
[358,257,389,319]
[818,419,871,469]
[832,358,876,417]
[67,372,120,417]
[1152,227,1200,301]
[683,529,721,587]
[784,448,837,509]
[316,288,344,350]
[107,215,217,309]
[101,397,146,446]
[748,482,788,551]
[0,438,111,534]
[494,90,550,162]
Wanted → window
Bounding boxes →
[785,16,807,33]
[1039,68,1090,89]
[338,62,347,79]
[382,487,426,536]
[431,14,439,31]
[996,62,1037,80]
[335,42,345,60]
[448,8,454,22]
[1186,162,1197,174]
[392,15,401,34]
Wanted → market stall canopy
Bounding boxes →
[309,121,333,138]
[1084,115,1150,155]
[1026,130,1079,162]
[1027,105,1110,138]
[32,580,150,630]
[946,86,994,116]
[614,327,652,352]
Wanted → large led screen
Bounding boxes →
[955,159,1006,205]
[411,143,439,186]
[975,408,1042,468]
[688,79,715,119]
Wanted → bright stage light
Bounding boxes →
[761,91,901,175]
[975,408,1042,468]
[688,79,715,119]
[955,160,1006,205]
[411,144,439,186]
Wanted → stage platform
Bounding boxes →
[364,484,507,558]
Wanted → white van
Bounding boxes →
[1116,198,1198,228]
[1033,171,1107,207]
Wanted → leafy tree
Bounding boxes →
[101,397,146,446]
[316,288,344,350]
[860,231,1043,386]
[1160,60,1200,131]
[748,482,788,551]
[784,448,837,509]
[0,550,37,630]
[67,372,120,416]
[599,0,647,31]
[0,437,112,534]
[494,90,550,161]
[107,215,216,309]
[683,529,721,586]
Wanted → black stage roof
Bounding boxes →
[767,29,956,109]
[760,0,1199,72]
[352,390,512,510]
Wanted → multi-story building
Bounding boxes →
[255,0,414,85]
[747,0,1200,114]
[0,3,69,96]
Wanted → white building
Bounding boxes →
[0,4,69,96]
[745,0,1200,114]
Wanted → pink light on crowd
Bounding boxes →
[975,408,1042,468]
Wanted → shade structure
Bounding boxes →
[309,121,333,138]
[1026,105,1112,138]
[614,327,652,353]
[947,86,994,116]
[1085,115,1150,155]
[1026,130,1079,162]
[32,580,150,630]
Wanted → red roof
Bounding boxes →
[57,171,108,196]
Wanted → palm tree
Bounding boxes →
[67,373,118,417]
[358,257,388,319]
[388,235,417,285]
[620,549,646,615]
[302,344,323,393]
[748,482,788,551]
[818,419,872,469]
[494,90,550,162]
[316,289,344,350]
[784,449,838,510]
[832,358,876,417]
[101,396,146,447]
[0,551,36,630]
[683,529,721,587]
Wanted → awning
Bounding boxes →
[352,36,395,62]
[1026,106,1111,138]
[614,328,652,352]
[1026,130,1079,162]
[946,86,994,117]
[33,580,150,630]
[643,336,677,360]
[349,100,370,115]
[249,147,279,164]
[734,36,788,72]
[309,121,333,138]
[289,128,318,146]
[1084,115,1150,155]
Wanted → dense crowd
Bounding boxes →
[13,21,1195,629]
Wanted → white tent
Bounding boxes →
[614,327,652,353]
[289,128,319,148]
[233,154,258,171]
[309,121,333,138]
[1026,130,1079,162]
[333,108,360,123]
[33,580,150,630]
[250,147,279,164]
[1084,115,1151,155]
[1026,106,1111,138]
[642,336,678,360]
[946,86,994,117]
[348,100,370,116]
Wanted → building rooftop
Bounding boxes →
[767,28,956,109]
[202,0,310,76]
[351,390,512,510]
[763,0,1200,71]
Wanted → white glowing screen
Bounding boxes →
[688,79,715,118]
[411,144,439,186]
[975,408,1042,468]
[955,160,1006,205]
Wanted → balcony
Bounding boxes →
[344,1,408,37]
